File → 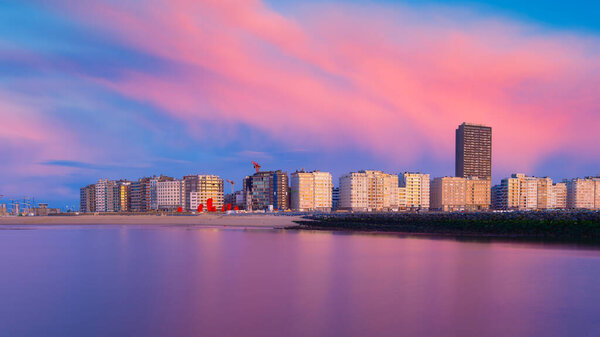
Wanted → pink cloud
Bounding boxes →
[57,0,600,174]
[0,94,94,177]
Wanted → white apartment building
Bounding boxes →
[291,170,333,212]
[95,179,118,212]
[95,179,108,212]
[339,170,398,212]
[400,172,430,210]
[157,180,184,211]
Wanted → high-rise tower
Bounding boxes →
[455,122,492,180]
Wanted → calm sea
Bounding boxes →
[1,225,599,337]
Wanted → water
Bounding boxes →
[1,225,599,337]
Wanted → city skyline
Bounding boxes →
[1,0,600,208]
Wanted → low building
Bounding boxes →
[290,170,333,212]
[0,204,7,216]
[32,204,61,216]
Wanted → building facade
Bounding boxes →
[244,170,289,211]
[400,172,430,211]
[95,179,108,212]
[118,181,131,212]
[94,179,120,212]
[79,184,96,213]
[492,174,537,210]
[157,180,184,211]
[549,183,567,209]
[536,177,553,210]
[465,178,491,211]
[185,175,224,211]
[430,176,490,212]
[566,177,600,210]
[430,177,467,212]
[456,122,492,180]
[339,170,399,212]
[224,190,245,210]
[398,187,407,209]
[290,170,333,212]
[332,187,340,210]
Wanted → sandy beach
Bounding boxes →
[0,214,305,228]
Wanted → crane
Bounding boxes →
[252,161,261,173]
[225,180,235,194]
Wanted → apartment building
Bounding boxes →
[398,187,407,209]
[566,177,600,210]
[244,170,289,211]
[549,182,567,209]
[400,172,430,211]
[290,170,333,212]
[79,184,96,213]
[430,176,490,212]
[339,170,399,212]
[94,179,121,212]
[157,180,184,211]
[118,181,131,212]
[456,122,492,180]
[465,178,491,211]
[185,175,224,211]
[332,187,340,210]
[430,177,467,212]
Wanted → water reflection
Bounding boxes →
[0,225,599,337]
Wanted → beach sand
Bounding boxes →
[0,214,304,228]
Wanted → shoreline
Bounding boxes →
[291,211,600,245]
[0,214,304,228]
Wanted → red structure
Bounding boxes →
[227,203,231,211]
[207,198,213,211]
[197,204,203,212]
[252,161,261,173]
[221,205,225,212]
[177,207,183,213]
[234,206,239,211]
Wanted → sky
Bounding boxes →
[1,0,599,208]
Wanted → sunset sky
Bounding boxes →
[1,0,599,207]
